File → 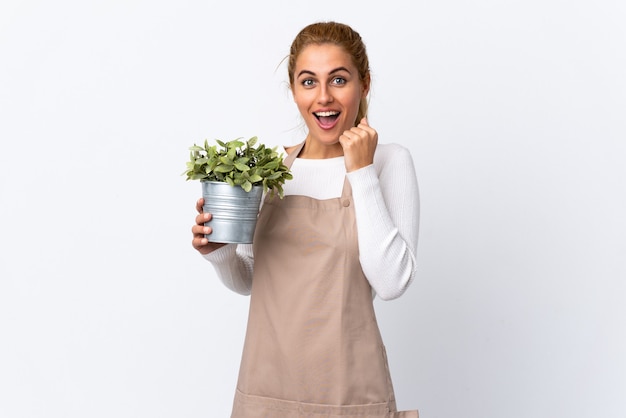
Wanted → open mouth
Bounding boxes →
[314,111,340,127]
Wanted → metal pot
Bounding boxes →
[201,181,264,244]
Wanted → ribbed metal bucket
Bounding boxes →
[201,181,264,244]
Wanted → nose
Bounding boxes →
[317,85,334,104]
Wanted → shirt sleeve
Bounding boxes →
[346,144,420,300]
[202,243,254,295]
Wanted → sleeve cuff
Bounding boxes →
[201,243,237,264]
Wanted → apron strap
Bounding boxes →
[341,176,352,199]
[283,141,306,169]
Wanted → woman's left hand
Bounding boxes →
[338,117,378,172]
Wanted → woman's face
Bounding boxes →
[292,43,368,147]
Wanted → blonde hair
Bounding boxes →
[287,22,371,126]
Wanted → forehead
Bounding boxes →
[294,43,355,74]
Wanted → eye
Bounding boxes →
[331,77,347,86]
[301,79,315,88]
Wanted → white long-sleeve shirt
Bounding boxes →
[202,143,420,301]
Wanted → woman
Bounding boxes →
[192,21,420,418]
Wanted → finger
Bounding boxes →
[338,132,353,148]
[356,119,375,134]
[344,128,368,142]
[342,126,366,140]
[196,212,211,226]
[196,198,204,213]
[192,223,211,236]
[339,131,354,143]
[355,122,377,142]
[192,235,209,250]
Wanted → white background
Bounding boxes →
[1,1,625,417]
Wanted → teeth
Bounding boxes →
[315,111,339,117]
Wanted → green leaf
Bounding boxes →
[247,136,258,148]
[219,155,234,165]
[248,174,263,183]
[266,172,283,180]
[213,164,233,173]
[227,146,236,161]
[230,139,245,148]
[262,161,279,170]
[234,162,250,171]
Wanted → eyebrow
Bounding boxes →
[297,66,352,78]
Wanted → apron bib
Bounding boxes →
[231,142,418,418]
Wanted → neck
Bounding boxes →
[299,138,344,159]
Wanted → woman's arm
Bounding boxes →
[347,144,420,300]
[192,198,254,295]
[202,244,254,295]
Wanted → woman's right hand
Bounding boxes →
[192,198,227,254]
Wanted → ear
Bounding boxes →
[361,73,371,97]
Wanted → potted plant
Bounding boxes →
[184,136,292,244]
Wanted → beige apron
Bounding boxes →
[231,142,418,418]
